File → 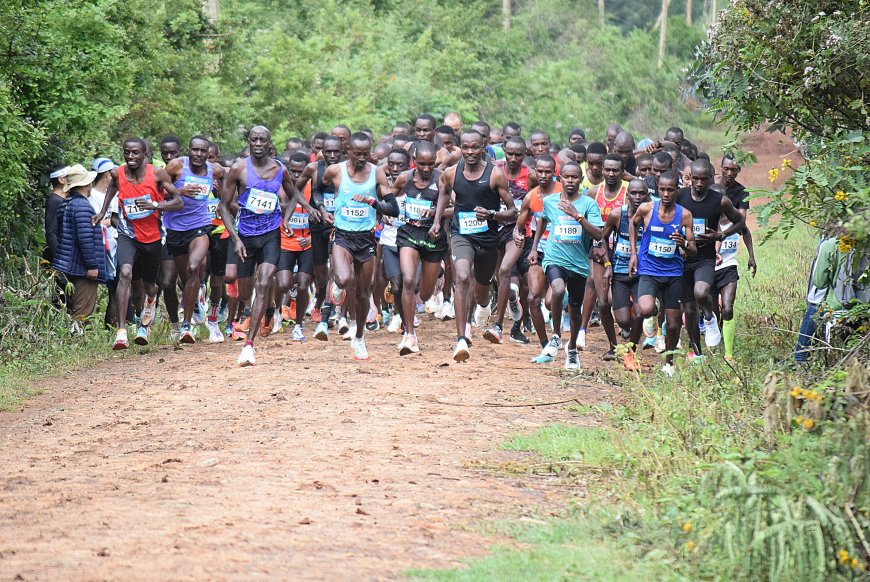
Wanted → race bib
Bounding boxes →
[289,210,309,230]
[514,198,523,210]
[207,199,219,221]
[184,175,211,201]
[323,192,336,212]
[692,218,706,235]
[720,235,738,253]
[245,188,278,215]
[341,201,371,222]
[551,217,582,244]
[648,236,677,258]
[123,195,154,220]
[613,240,631,257]
[405,199,432,221]
[457,211,488,235]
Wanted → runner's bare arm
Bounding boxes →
[92,169,119,225]
[528,216,548,266]
[153,167,184,211]
[487,167,518,223]
[219,160,243,245]
[679,209,697,258]
[430,168,454,238]
[514,194,534,246]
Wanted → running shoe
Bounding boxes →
[603,346,617,361]
[541,304,551,324]
[397,334,407,351]
[271,311,283,335]
[291,324,305,341]
[179,322,196,344]
[542,334,562,358]
[383,282,394,305]
[140,294,158,327]
[620,328,631,340]
[577,328,586,351]
[416,302,426,315]
[281,305,293,323]
[531,350,555,364]
[305,301,313,315]
[380,309,391,327]
[565,348,580,370]
[704,313,722,347]
[224,322,233,338]
[113,328,129,350]
[508,283,523,321]
[661,363,675,377]
[314,321,329,341]
[217,301,229,323]
[425,296,440,314]
[329,282,346,306]
[387,313,403,333]
[699,316,706,334]
[236,315,251,334]
[474,303,490,327]
[259,314,273,338]
[366,319,380,332]
[207,320,224,343]
[237,344,256,367]
[642,336,656,350]
[623,350,641,371]
[562,313,571,333]
[342,324,356,341]
[642,316,657,338]
[192,287,207,325]
[413,315,421,328]
[288,300,297,323]
[337,316,350,335]
[231,322,247,341]
[311,308,322,323]
[483,323,503,344]
[654,335,666,353]
[134,324,150,346]
[452,338,470,362]
[509,321,530,344]
[439,300,455,321]
[686,351,707,365]
[589,307,600,327]
[523,314,534,335]
[351,336,369,361]
[169,321,181,342]
[400,333,419,356]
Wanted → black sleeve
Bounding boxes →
[373,193,400,217]
[44,195,63,262]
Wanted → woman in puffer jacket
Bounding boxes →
[53,164,108,320]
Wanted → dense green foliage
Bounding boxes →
[0,0,711,254]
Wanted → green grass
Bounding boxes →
[503,425,642,468]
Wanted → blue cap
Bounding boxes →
[92,157,116,173]
[637,138,653,150]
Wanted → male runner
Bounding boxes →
[601,178,650,370]
[157,135,189,339]
[528,161,604,369]
[164,135,226,343]
[628,170,697,376]
[676,159,745,361]
[378,148,411,335]
[391,141,447,354]
[612,131,637,176]
[579,153,627,357]
[92,137,185,349]
[431,130,515,362]
[317,132,399,360]
[221,126,313,366]
[409,114,448,165]
[582,142,607,189]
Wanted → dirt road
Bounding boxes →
[0,315,618,581]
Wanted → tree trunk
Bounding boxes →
[203,0,219,24]
[598,0,605,27]
[657,0,670,68]
[502,0,511,31]
[686,0,692,25]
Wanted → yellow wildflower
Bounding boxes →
[838,549,849,564]
[802,418,815,430]
[851,557,858,569]
[839,236,854,253]
[685,541,696,551]
[789,387,801,398]
[781,158,792,169]
[682,522,692,533]
[768,168,779,183]
[834,190,848,202]
[809,220,818,227]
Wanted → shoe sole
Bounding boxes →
[482,330,502,344]
[113,343,129,351]
[315,331,328,341]
[180,334,195,344]
[453,348,470,362]
[399,346,419,356]
[209,336,225,344]
[133,337,148,346]
[509,336,530,344]
[238,360,255,367]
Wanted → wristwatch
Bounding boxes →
[151,201,159,208]
[488,209,496,220]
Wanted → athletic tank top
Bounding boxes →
[312,160,337,214]
[333,161,378,232]
[529,183,562,252]
[450,160,498,243]
[400,168,441,228]
[592,181,628,221]
[676,187,723,261]
[281,182,312,252]
[638,201,684,278]
[717,220,739,270]
[237,157,283,237]
[496,161,529,228]
[164,157,213,232]
[612,205,640,275]
[117,164,163,243]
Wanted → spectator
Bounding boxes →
[91,157,119,326]
[44,165,68,264]
[53,164,108,323]
[794,238,830,363]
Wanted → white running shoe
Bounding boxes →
[291,324,305,341]
[351,336,369,360]
[541,303,551,324]
[413,315,421,328]
[387,313,403,333]
[330,283,346,306]
[169,321,181,342]
[425,296,441,314]
[400,333,419,355]
[452,338,470,362]
[661,363,675,377]
[654,335,666,353]
[206,320,224,343]
[474,303,490,327]
[565,348,580,370]
[338,316,350,335]
[577,329,586,351]
[342,324,356,340]
[508,283,522,321]
[238,344,256,367]
[440,300,455,321]
[271,312,283,335]
[140,294,158,327]
[112,328,129,350]
[397,334,407,351]
[643,316,657,338]
[542,334,562,358]
[704,313,722,347]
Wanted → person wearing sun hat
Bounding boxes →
[53,164,108,321]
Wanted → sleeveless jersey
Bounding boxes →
[450,160,499,245]
[164,157,213,232]
[676,187,723,262]
[281,181,312,252]
[717,220,739,270]
[237,157,283,237]
[612,205,641,275]
[333,161,378,232]
[117,164,163,243]
[496,161,530,230]
[637,201,685,277]
[592,181,629,221]
[400,168,441,229]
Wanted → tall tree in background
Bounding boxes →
[598,0,605,26]
[686,0,692,24]
[503,0,511,30]
[657,0,670,67]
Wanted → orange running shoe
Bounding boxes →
[233,316,251,341]
[259,314,272,338]
[311,308,322,323]
[288,300,297,322]
[281,305,293,322]
[623,350,641,372]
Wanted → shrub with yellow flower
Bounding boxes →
[768,168,779,183]
[834,190,848,202]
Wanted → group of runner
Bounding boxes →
[81,114,756,374]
